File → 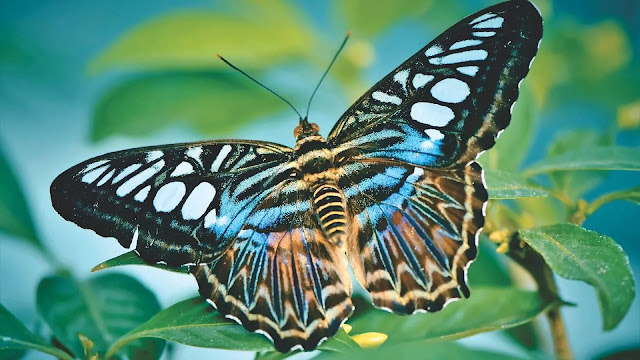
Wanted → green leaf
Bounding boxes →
[523,146,640,176]
[36,273,164,359]
[107,297,270,355]
[108,297,358,357]
[484,169,549,199]
[315,340,516,360]
[91,251,189,274]
[0,303,73,360]
[348,287,560,344]
[519,224,636,330]
[589,185,640,215]
[88,2,315,74]
[479,84,536,173]
[0,145,42,251]
[546,130,612,198]
[91,72,287,142]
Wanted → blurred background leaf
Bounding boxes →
[524,147,640,176]
[485,169,550,199]
[36,273,164,359]
[91,72,289,142]
[88,1,315,74]
[546,130,612,199]
[0,144,42,251]
[0,303,73,360]
[332,0,433,37]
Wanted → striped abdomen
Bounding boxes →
[313,184,347,246]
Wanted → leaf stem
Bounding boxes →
[504,234,574,360]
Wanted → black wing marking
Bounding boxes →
[328,0,542,168]
[50,140,293,266]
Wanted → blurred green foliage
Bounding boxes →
[1,0,638,359]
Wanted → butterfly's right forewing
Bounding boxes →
[51,140,294,266]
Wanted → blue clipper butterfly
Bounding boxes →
[50,0,542,352]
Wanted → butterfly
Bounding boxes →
[50,0,542,353]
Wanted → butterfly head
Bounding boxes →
[294,117,320,139]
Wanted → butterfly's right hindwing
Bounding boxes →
[50,140,293,266]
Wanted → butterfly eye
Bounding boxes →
[293,124,303,138]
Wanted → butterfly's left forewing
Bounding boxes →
[51,140,294,266]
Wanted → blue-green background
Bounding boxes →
[1,0,638,359]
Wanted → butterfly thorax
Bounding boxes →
[293,122,348,246]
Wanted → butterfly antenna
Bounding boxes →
[304,31,351,120]
[216,54,303,119]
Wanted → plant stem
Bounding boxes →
[506,234,574,360]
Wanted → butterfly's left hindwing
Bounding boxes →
[329,0,542,168]
[50,140,293,266]
[193,182,353,352]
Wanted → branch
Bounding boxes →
[504,233,574,360]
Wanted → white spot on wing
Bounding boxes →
[457,66,479,76]
[171,162,194,177]
[204,209,217,228]
[112,164,142,184]
[225,314,242,325]
[255,329,274,343]
[181,182,216,220]
[186,146,204,166]
[424,129,445,140]
[429,49,488,65]
[205,298,218,309]
[211,144,232,172]
[473,16,504,29]
[450,39,483,50]
[430,78,470,103]
[372,91,402,105]
[134,185,151,202]
[393,69,410,93]
[469,12,495,25]
[153,181,186,212]
[407,166,425,184]
[116,160,165,197]
[97,169,115,186]
[146,150,163,162]
[472,31,496,37]
[81,165,108,184]
[129,226,139,250]
[410,102,455,127]
[412,73,434,89]
[393,69,409,85]
[424,45,443,57]
[84,160,109,172]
